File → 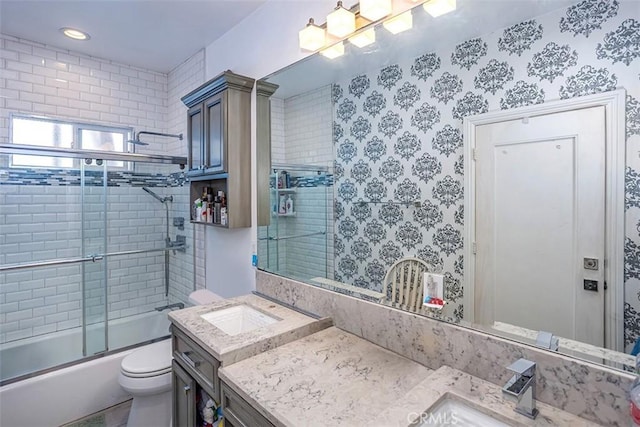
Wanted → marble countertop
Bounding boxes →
[378,365,600,426]
[220,326,599,427]
[168,294,332,365]
[218,326,434,427]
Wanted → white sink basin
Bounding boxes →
[419,396,510,427]
[200,305,278,336]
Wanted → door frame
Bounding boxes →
[463,89,626,352]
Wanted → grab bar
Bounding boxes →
[0,255,104,272]
[0,244,185,272]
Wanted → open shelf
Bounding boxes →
[272,212,296,217]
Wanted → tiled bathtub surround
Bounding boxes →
[257,270,635,426]
[331,0,640,348]
[0,169,186,343]
[0,33,206,344]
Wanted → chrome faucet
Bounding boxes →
[502,358,538,419]
[535,331,559,351]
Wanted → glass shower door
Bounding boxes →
[81,157,108,356]
[0,150,108,381]
[258,165,330,281]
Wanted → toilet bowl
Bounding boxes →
[118,290,224,427]
[119,340,173,427]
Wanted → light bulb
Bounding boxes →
[359,0,392,22]
[349,28,376,48]
[383,11,413,34]
[327,1,356,38]
[299,18,326,51]
[423,0,457,17]
[320,42,345,59]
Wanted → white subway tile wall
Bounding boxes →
[0,35,169,155]
[0,34,206,345]
[260,85,334,280]
[166,50,206,305]
[282,86,333,166]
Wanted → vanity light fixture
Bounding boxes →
[299,18,326,51]
[359,0,392,22]
[327,1,356,38]
[320,42,345,59]
[349,28,376,48]
[60,27,90,40]
[383,10,413,34]
[423,0,457,17]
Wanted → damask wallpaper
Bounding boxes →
[331,0,640,350]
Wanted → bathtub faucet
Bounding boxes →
[155,302,185,312]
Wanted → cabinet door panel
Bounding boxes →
[172,361,196,427]
[205,94,225,173]
[188,104,204,173]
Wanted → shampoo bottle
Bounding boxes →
[285,195,294,214]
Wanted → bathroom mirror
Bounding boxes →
[257,0,639,370]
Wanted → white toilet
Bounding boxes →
[119,290,224,427]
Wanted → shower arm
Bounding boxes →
[136,131,183,141]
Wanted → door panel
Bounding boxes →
[475,106,605,347]
[205,94,225,173]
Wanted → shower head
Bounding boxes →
[127,131,183,146]
[142,187,173,204]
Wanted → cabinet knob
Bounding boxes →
[183,385,191,395]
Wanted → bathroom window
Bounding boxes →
[9,114,132,168]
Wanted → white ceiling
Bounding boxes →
[0,0,267,73]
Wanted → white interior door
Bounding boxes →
[474,106,606,347]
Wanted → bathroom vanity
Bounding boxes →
[219,327,598,426]
[168,294,331,427]
[169,286,624,426]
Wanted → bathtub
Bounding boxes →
[0,311,171,427]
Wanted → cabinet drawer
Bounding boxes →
[221,381,274,427]
[171,325,220,402]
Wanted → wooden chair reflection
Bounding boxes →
[383,257,429,313]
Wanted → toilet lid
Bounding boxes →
[121,339,172,377]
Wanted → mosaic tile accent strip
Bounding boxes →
[0,168,187,187]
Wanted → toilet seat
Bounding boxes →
[121,340,172,378]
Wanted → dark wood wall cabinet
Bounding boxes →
[182,70,255,229]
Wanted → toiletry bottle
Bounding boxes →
[194,199,202,222]
[214,191,222,224]
[201,200,208,223]
[221,207,227,226]
[278,194,287,214]
[285,195,294,214]
[631,354,640,425]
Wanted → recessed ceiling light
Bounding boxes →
[60,27,90,41]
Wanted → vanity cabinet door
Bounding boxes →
[221,381,274,427]
[172,360,196,427]
[172,325,220,402]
